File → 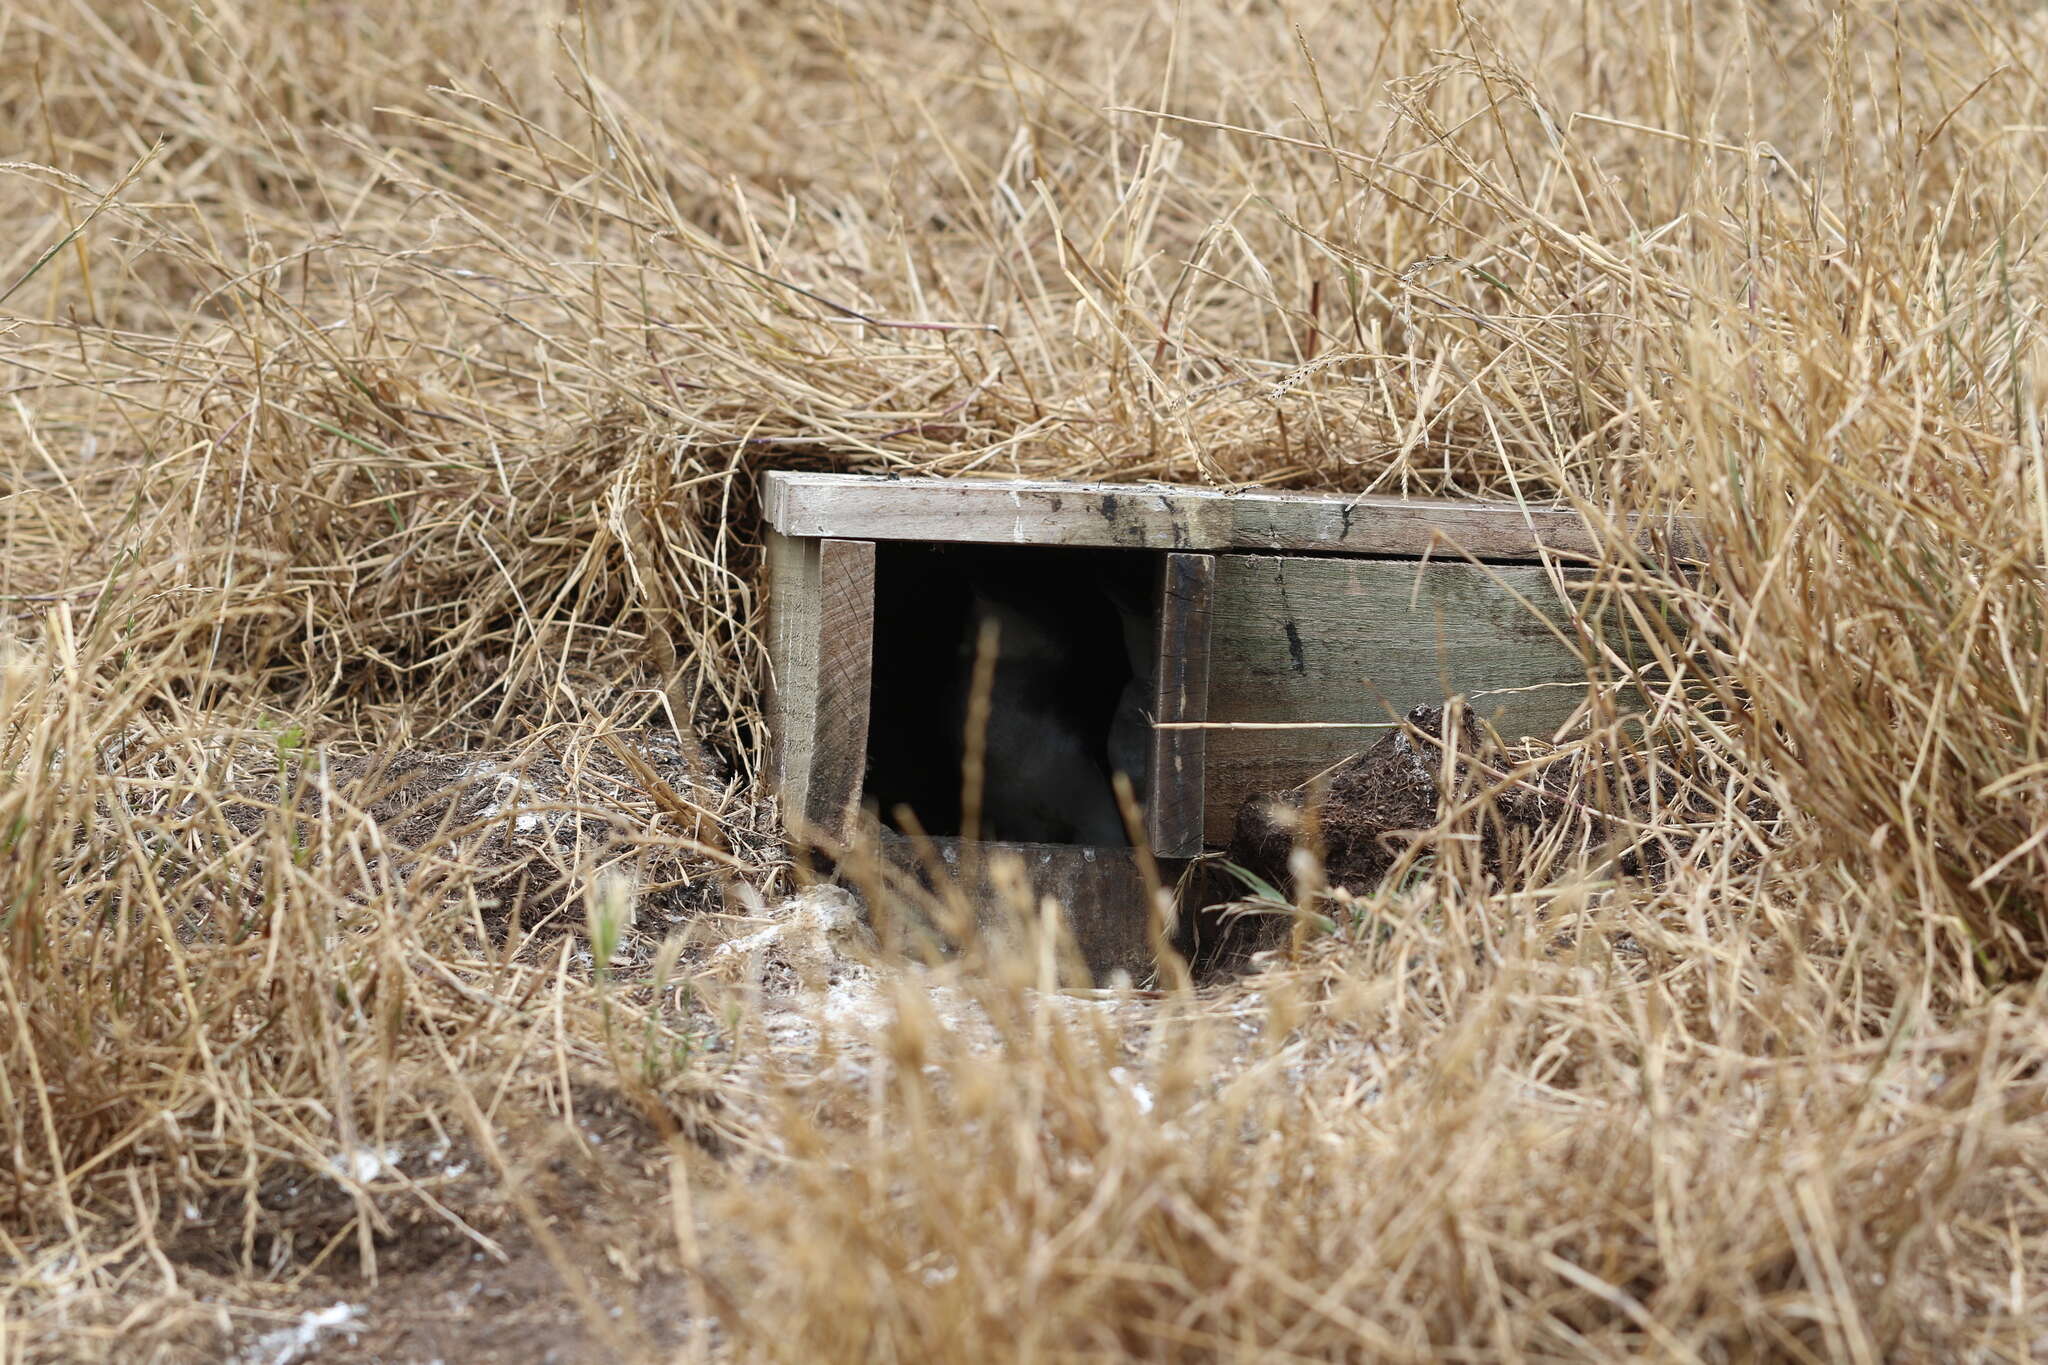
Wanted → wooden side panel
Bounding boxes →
[764,529,821,818]
[878,836,1164,986]
[762,471,1698,561]
[809,538,877,840]
[1202,557,1617,844]
[764,533,875,844]
[1146,553,1214,858]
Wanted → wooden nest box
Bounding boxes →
[763,471,1680,980]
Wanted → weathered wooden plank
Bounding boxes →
[763,529,821,821]
[1201,556,1626,844]
[877,835,1162,985]
[763,471,1697,562]
[765,533,876,843]
[1146,553,1214,858]
[809,538,877,841]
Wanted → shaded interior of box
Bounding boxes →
[863,541,1155,846]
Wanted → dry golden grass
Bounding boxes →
[7,0,2048,1359]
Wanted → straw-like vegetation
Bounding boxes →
[6,0,2048,1358]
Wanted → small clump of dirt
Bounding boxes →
[1229,705,1464,900]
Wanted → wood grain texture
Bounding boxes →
[1146,553,1215,858]
[765,533,876,844]
[809,538,877,840]
[764,471,1699,562]
[878,835,1165,985]
[1201,556,1625,844]
[763,529,820,820]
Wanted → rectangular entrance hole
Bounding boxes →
[865,542,1156,846]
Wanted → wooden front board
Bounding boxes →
[765,471,1700,562]
[764,531,876,843]
[877,836,1165,985]
[1200,556,1625,845]
[1147,553,1214,858]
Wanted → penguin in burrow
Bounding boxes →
[951,567,1154,846]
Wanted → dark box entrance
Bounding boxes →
[864,542,1154,846]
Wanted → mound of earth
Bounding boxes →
[214,729,748,942]
[1227,705,1616,903]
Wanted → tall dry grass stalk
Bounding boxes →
[6,0,2048,1358]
